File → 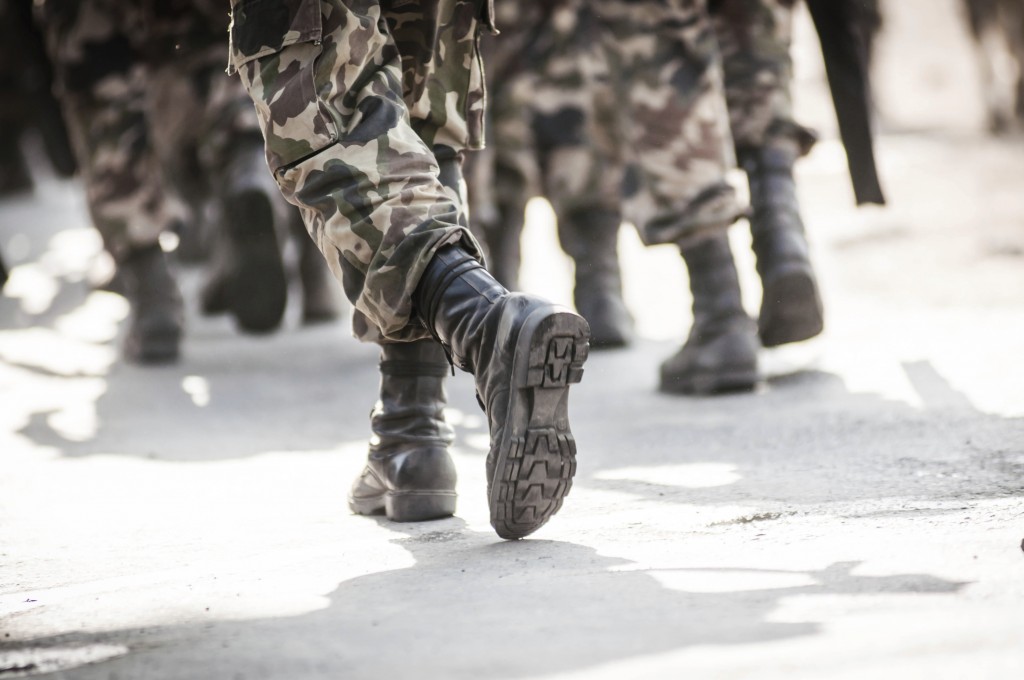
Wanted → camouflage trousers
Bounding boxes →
[38,0,265,261]
[462,0,624,276]
[472,0,743,252]
[710,0,816,155]
[228,0,487,343]
[591,0,742,248]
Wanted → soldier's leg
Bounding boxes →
[712,0,824,347]
[460,0,543,291]
[39,0,183,363]
[539,2,633,348]
[230,0,589,538]
[145,0,297,334]
[594,0,756,393]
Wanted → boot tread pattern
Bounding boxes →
[492,429,577,535]
[526,334,588,388]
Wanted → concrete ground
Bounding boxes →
[2,1,1023,678]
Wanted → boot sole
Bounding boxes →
[125,335,181,365]
[224,190,288,334]
[349,490,457,523]
[759,268,824,347]
[489,308,590,540]
[659,367,758,396]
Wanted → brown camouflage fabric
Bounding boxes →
[463,0,625,285]
[38,0,176,260]
[710,0,816,155]
[229,0,486,343]
[37,0,271,261]
[472,0,782,271]
[592,0,743,248]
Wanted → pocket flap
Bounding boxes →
[229,0,322,73]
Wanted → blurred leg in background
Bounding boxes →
[711,0,825,348]
[38,0,184,363]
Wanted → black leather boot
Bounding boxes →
[659,233,758,395]
[560,207,633,349]
[349,339,458,521]
[414,245,590,539]
[120,244,183,364]
[742,144,824,347]
[206,142,289,334]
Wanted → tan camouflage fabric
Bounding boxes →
[710,0,816,155]
[463,0,625,281]
[593,0,743,248]
[38,0,176,260]
[229,0,486,343]
[38,0,271,260]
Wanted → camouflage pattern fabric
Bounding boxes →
[229,0,486,343]
[710,0,816,155]
[38,0,176,261]
[592,0,743,248]
[38,0,269,261]
[463,0,625,281]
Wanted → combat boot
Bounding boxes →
[349,339,458,521]
[414,245,590,539]
[560,207,633,348]
[120,244,183,364]
[659,233,758,395]
[742,143,824,347]
[205,142,289,334]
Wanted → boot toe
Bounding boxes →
[659,321,759,395]
[758,268,824,347]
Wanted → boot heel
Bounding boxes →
[385,492,457,522]
[525,311,590,389]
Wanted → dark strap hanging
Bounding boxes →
[805,0,887,206]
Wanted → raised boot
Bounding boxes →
[349,339,458,521]
[120,244,183,364]
[208,142,289,333]
[414,245,590,539]
[560,207,633,349]
[742,143,824,347]
[659,233,758,395]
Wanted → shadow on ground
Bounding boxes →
[2,517,968,679]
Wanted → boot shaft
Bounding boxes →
[372,339,454,451]
[680,232,746,329]
[741,144,811,276]
[413,245,506,375]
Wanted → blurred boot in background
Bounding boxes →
[712,0,824,346]
[119,244,184,363]
[660,233,759,395]
[558,206,632,349]
[742,140,823,346]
